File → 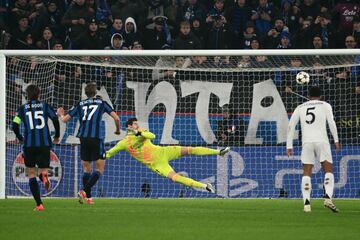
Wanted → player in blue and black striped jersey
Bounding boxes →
[12,84,60,211]
[57,82,120,204]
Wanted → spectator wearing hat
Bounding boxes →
[142,16,171,49]
[108,32,127,50]
[225,0,251,48]
[61,0,93,44]
[265,18,289,48]
[73,18,105,49]
[206,13,229,49]
[123,17,139,48]
[251,0,278,37]
[173,20,201,49]
[130,40,143,50]
[276,31,291,49]
[177,0,206,23]
[8,15,33,49]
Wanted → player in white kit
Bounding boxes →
[287,86,340,213]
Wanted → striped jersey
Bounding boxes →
[68,97,114,139]
[14,100,57,147]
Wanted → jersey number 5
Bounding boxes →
[26,111,45,130]
[305,107,316,124]
[82,105,98,121]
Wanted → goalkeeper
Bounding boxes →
[106,118,230,193]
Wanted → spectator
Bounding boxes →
[173,21,201,49]
[216,105,244,146]
[9,16,33,49]
[110,0,146,25]
[242,21,257,49]
[130,40,143,50]
[206,0,226,26]
[225,0,251,45]
[251,0,277,37]
[293,17,314,48]
[36,27,55,49]
[95,0,112,23]
[144,0,167,30]
[123,17,139,48]
[313,12,338,48]
[250,37,260,49]
[33,0,65,41]
[108,32,127,50]
[191,17,207,43]
[61,0,93,45]
[265,18,289,48]
[52,39,64,50]
[277,31,291,49]
[312,35,323,49]
[11,0,32,20]
[299,0,321,20]
[352,17,360,45]
[206,14,229,49]
[345,35,357,48]
[0,0,12,31]
[177,0,206,23]
[142,16,171,49]
[73,18,105,49]
[280,0,300,34]
[332,0,360,36]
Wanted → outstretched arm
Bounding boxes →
[110,111,121,135]
[106,139,127,158]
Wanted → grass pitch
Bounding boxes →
[0,199,359,240]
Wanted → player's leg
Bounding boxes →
[24,148,44,211]
[319,143,339,212]
[82,160,92,198]
[38,147,51,192]
[180,146,230,157]
[301,143,314,212]
[167,171,215,193]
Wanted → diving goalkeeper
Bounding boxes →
[106,118,230,193]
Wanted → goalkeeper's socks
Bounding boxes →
[324,172,334,199]
[301,176,312,205]
[29,177,42,206]
[189,147,220,156]
[84,171,101,195]
[172,174,206,189]
[82,172,92,198]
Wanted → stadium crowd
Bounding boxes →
[0,0,358,50]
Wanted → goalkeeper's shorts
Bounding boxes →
[148,146,182,177]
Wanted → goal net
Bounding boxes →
[2,50,360,199]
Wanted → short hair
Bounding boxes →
[26,84,40,100]
[180,21,190,28]
[126,118,138,127]
[85,82,97,97]
[308,86,322,98]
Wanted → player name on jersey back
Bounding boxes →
[24,103,44,109]
[79,99,103,106]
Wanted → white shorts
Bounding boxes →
[301,142,333,165]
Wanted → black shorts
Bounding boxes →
[80,138,105,162]
[23,147,51,168]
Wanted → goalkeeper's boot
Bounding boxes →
[40,173,51,192]
[324,199,339,213]
[219,147,230,156]
[303,204,311,213]
[205,183,215,193]
[34,204,44,211]
[78,190,87,204]
[86,198,94,205]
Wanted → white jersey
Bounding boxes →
[286,100,339,149]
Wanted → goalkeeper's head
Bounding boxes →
[126,118,139,130]
[85,82,97,98]
[26,84,40,101]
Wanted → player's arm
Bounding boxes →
[286,107,300,156]
[104,101,121,135]
[12,115,23,143]
[57,106,76,122]
[47,104,60,144]
[135,129,156,140]
[326,104,340,152]
[106,139,127,158]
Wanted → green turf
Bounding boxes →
[0,199,359,240]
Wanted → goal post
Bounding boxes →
[1,49,360,200]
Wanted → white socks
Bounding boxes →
[324,172,334,199]
[302,176,312,205]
